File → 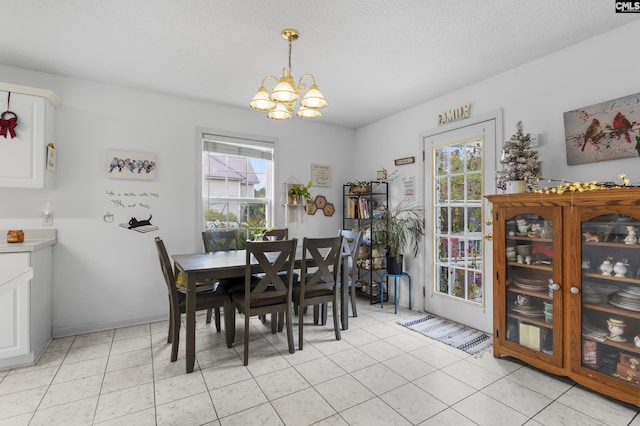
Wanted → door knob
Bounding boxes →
[570,287,580,294]
[483,234,493,240]
[550,283,560,291]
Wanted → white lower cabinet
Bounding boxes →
[0,249,53,369]
[0,265,32,360]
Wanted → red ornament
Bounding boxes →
[0,111,18,138]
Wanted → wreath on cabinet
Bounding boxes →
[0,93,18,139]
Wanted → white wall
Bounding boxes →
[355,21,640,311]
[0,66,355,337]
[2,22,638,336]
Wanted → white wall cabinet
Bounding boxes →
[0,83,58,188]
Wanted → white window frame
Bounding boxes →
[197,129,277,245]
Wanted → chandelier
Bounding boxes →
[249,29,328,120]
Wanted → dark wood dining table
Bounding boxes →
[172,246,350,373]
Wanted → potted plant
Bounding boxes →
[375,200,426,274]
[242,217,274,241]
[496,120,540,193]
[288,181,313,204]
[347,179,371,194]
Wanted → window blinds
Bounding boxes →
[202,134,274,161]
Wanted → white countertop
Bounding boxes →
[0,229,57,253]
[0,266,33,287]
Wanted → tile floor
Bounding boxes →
[0,302,639,426]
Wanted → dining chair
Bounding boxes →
[201,228,249,291]
[202,229,238,252]
[228,238,298,365]
[261,227,291,330]
[262,228,288,240]
[154,237,230,362]
[204,228,282,331]
[339,229,363,319]
[261,227,301,323]
[293,236,343,350]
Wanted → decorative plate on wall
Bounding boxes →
[323,203,335,217]
[314,195,327,209]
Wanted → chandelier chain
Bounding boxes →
[287,38,293,76]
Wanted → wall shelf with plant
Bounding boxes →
[286,181,313,205]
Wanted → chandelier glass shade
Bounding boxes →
[249,29,327,120]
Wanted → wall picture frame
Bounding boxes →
[311,164,331,186]
[394,156,415,166]
[107,150,156,180]
[563,93,640,165]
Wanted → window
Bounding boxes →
[201,133,275,245]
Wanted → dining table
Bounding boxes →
[172,245,351,373]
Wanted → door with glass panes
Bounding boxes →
[423,118,497,333]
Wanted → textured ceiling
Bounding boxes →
[1,1,638,128]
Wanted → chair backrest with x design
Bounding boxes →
[155,237,178,302]
[262,228,288,241]
[202,230,238,252]
[229,238,298,365]
[338,229,363,318]
[295,236,343,349]
[338,229,363,273]
[244,239,297,307]
[301,236,342,292]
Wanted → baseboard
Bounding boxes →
[0,352,36,370]
[53,313,168,338]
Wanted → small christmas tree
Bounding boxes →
[497,121,540,190]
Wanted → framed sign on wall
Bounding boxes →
[394,156,415,166]
[311,164,331,187]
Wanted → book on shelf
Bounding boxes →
[359,198,369,219]
[347,197,369,219]
[519,323,541,351]
[347,197,357,218]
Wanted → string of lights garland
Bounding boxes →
[529,174,639,194]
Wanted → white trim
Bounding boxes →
[419,109,502,332]
[195,127,278,252]
[53,314,168,338]
[0,82,60,107]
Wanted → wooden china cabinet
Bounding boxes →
[487,188,640,407]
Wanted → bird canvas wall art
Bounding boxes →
[564,93,640,165]
[107,150,156,180]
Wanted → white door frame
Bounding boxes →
[420,109,502,333]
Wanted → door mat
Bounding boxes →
[398,313,493,357]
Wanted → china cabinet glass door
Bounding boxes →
[503,207,561,364]
[579,213,640,388]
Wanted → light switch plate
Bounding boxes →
[42,210,53,226]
